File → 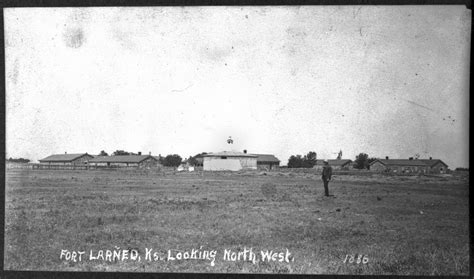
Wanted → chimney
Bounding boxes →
[385,156,389,160]
[138,151,142,155]
[409,157,413,160]
[65,152,67,154]
[429,157,432,160]
[243,149,247,154]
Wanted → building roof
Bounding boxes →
[193,153,208,158]
[369,159,447,167]
[418,159,448,167]
[89,155,158,163]
[202,151,258,158]
[372,159,428,166]
[315,159,353,166]
[39,153,92,162]
[255,154,280,163]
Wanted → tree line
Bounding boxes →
[287,152,317,168]
[6,157,30,163]
[286,151,376,169]
[99,150,184,167]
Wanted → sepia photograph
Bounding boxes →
[3,5,471,275]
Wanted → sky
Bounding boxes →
[4,6,471,168]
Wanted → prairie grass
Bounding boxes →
[4,169,469,275]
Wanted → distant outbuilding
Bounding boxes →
[255,154,280,170]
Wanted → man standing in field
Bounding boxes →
[322,160,333,197]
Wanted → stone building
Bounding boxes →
[38,153,94,166]
[203,151,257,171]
[88,155,159,169]
[369,157,448,174]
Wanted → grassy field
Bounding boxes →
[4,168,469,275]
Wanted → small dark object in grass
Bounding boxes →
[336,208,341,212]
[377,196,382,201]
[203,198,207,200]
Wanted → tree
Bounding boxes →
[162,154,182,167]
[354,153,369,169]
[7,157,30,163]
[99,150,108,156]
[188,153,207,166]
[302,151,317,168]
[455,167,469,171]
[288,155,303,168]
[112,150,136,156]
[187,155,199,166]
[288,151,317,168]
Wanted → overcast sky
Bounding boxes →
[4,6,471,168]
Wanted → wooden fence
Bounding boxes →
[6,163,34,169]
[30,164,162,170]
[32,164,89,170]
